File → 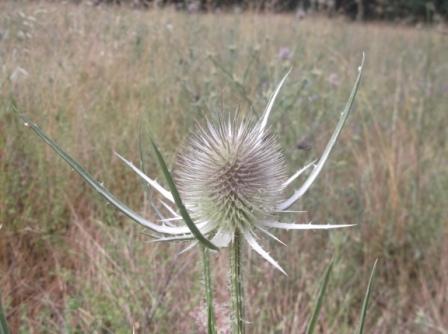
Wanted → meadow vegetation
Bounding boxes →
[0,1,447,332]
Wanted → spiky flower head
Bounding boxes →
[111,58,363,273]
[175,115,287,233]
[25,55,364,274]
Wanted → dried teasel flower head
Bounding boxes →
[175,114,288,234]
[22,54,364,274]
[116,56,363,273]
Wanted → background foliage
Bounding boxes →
[89,0,448,22]
[0,0,447,333]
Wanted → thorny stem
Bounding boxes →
[230,231,245,334]
[201,246,217,334]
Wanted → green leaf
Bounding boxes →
[280,52,366,210]
[12,107,170,236]
[0,291,10,334]
[150,140,218,251]
[357,259,378,334]
[305,260,334,334]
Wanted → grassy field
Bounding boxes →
[1,2,447,333]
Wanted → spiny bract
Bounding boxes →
[114,56,364,274]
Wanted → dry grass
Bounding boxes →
[0,1,447,333]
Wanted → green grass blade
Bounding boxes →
[0,291,10,334]
[305,260,334,334]
[201,246,217,334]
[150,139,218,251]
[357,259,379,334]
[13,110,166,235]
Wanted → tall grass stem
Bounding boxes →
[0,291,9,334]
[201,246,217,334]
[357,259,378,334]
[305,260,334,334]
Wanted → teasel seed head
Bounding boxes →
[30,56,363,273]
[175,115,288,233]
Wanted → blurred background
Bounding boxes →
[0,0,447,333]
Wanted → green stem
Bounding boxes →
[201,246,217,334]
[0,290,10,334]
[230,231,245,334]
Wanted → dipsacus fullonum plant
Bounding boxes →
[19,54,364,333]
[116,54,363,273]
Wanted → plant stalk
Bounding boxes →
[201,245,217,334]
[230,231,245,334]
[0,290,10,334]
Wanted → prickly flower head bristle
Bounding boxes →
[175,115,287,232]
